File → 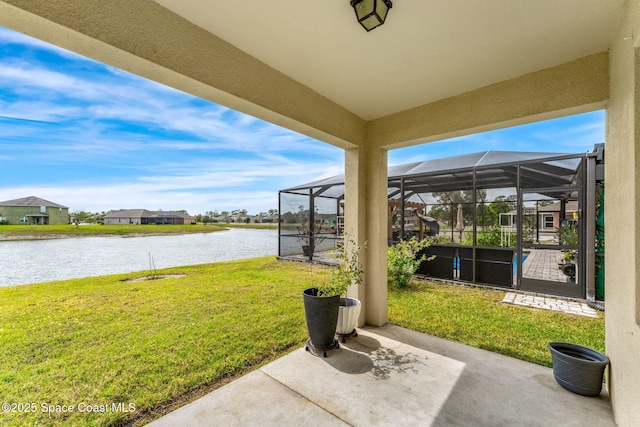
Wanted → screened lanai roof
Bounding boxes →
[280,150,586,200]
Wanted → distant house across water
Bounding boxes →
[104,209,195,225]
[0,196,70,225]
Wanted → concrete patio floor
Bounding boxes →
[148,324,614,426]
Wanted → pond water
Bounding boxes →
[0,228,277,287]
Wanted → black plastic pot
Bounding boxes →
[303,288,339,357]
[548,342,609,397]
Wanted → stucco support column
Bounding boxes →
[344,144,388,327]
[605,1,640,424]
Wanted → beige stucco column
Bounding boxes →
[605,1,640,424]
[344,144,388,327]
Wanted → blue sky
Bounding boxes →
[0,26,605,215]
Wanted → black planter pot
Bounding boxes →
[303,288,339,357]
[548,342,609,397]
[302,240,315,258]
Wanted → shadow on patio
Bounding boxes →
[148,324,614,426]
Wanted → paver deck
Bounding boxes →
[521,248,566,282]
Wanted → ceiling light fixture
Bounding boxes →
[350,0,392,32]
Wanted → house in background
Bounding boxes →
[500,200,579,242]
[0,196,69,225]
[104,209,195,225]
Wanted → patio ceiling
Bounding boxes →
[154,0,624,121]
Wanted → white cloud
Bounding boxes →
[389,111,605,166]
[0,100,84,122]
[530,118,605,150]
[0,59,341,160]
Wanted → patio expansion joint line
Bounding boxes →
[258,366,355,426]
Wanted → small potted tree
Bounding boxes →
[332,238,365,342]
[303,236,364,356]
[296,215,327,258]
[558,223,578,282]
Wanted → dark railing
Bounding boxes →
[416,244,514,288]
[415,245,457,280]
[459,247,514,287]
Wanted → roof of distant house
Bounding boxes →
[506,200,579,215]
[148,210,193,219]
[105,209,145,218]
[537,200,579,212]
[105,209,193,219]
[0,196,68,208]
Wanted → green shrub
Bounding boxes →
[431,235,453,244]
[558,223,578,246]
[461,227,515,247]
[387,238,431,288]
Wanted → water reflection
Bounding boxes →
[0,228,276,287]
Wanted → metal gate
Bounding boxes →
[517,187,584,298]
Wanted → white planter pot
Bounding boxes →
[336,297,361,336]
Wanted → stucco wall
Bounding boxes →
[45,207,69,224]
[605,0,640,424]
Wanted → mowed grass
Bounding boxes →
[0,223,228,238]
[0,258,604,425]
[0,257,330,426]
[388,280,605,367]
[224,223,278,230]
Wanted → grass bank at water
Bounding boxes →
[0,223,277,240]
[224,223,277,230]
[0,224,228,240]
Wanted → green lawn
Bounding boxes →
[0,223,228,239]
[0,258,604,426]
[223,223,278,230]
[0,257,327,426]
[388,280,605,366]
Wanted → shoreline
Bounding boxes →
[0,231,227,242]
[0,224,277,242]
